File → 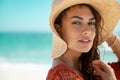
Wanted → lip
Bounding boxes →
[78,39,92,44]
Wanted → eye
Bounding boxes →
[72,21,81,25]
[88,22,95,26]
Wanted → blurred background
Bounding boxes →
[0,0,52,64]
[0,0,120,80]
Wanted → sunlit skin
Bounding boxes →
[56,5,95,55]
[54,5,96,69]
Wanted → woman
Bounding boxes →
[46,0,120,80]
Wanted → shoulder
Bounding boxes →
[46,64,83,80]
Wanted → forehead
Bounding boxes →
[65,5,94,18]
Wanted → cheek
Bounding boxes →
[60,30,75,46]
[60,29,70,43]
[91,28,96,38]
[93,31,96,38]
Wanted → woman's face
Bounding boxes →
[56,5,96,53]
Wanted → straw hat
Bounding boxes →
[49,0,120,59]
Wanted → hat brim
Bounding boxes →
[50,0,120,58]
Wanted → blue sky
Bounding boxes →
[0,0,120,32]
[0,0,52,32]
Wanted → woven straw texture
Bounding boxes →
[50,0,120,59]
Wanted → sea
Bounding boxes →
[0,21,120,64]
[0,32,52,64]
[0,22,120,80]
[0,33,119,65]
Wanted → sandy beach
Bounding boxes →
[0,62,51,80]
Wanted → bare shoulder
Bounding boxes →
[52,57,65,67]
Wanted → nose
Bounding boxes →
[81,26,91,35]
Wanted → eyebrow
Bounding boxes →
[71,16,95,20]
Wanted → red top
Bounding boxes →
[46,64,83,80]
[46,62,120,80]
[108,62,120,80]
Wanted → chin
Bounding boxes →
[82,50,90,53]
[79,48,91,53]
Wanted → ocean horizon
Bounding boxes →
[0,32,53,80]
[0,32,52,64]
[0,22,120,80]
[0,23,120,64]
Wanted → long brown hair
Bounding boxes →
[55,4,103,80]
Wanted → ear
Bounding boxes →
[54,24,61,34]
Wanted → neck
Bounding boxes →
[60,49,82,70]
